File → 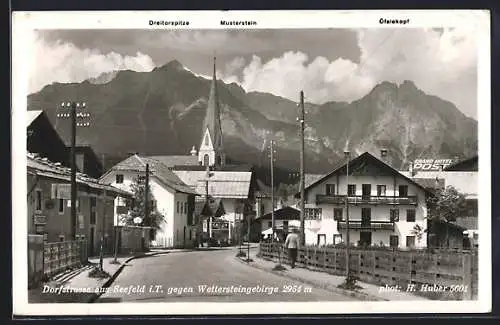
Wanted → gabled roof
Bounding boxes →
[147,155,199,168]
[303,152,433,196]
[173,170,252,199]
[444,155,478,172]
[258,206,300,221]
[27,152,131,197]
[305,174,325,188]
[27,110,44,127]
[101,155,197,195]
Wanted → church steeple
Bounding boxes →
[199,55,225,168]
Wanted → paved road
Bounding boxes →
[95,248,359,303]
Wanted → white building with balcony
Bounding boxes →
[301,151,432,249]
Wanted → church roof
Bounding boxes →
[171,164,252,172]
[201,57,223,150]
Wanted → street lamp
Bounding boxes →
[344,150,351,279]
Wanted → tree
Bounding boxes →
[426,185,468,248]
[121,176,165,234]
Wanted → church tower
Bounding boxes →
[198,56,225,168]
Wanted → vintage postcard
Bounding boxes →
[12,10,491,316]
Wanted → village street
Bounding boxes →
[94,247,359,303]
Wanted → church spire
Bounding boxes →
[199,55,225,167]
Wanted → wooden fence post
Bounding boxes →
[462,253,473,300]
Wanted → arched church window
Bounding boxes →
[204,154,209,166]
[205,134,209,146]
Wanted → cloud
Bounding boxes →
[219,28,478,118]
[28,33,155,94]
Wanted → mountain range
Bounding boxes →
[27,59,478,183]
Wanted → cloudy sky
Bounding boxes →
[30,28,478,119]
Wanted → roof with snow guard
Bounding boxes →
[102,155,197,195]
[173,170,252,199]
[147,155,199,168]
[27,152,131,197]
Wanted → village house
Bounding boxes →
[257,206,301,241]
[300,150,432,249]
[27,152,131,256]
[99,154,198,248]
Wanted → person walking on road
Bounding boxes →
[284,228,300,268]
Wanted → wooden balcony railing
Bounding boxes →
[337,220,395,231]
[317,194,418,205]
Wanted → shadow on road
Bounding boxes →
[95,297,123,303]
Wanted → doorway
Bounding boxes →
[362,184,371,198]
[361,208,371,227]
[360,231,372,247]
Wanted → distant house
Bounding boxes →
[257,206,300,241]
[27,152,131,256]
[300,151,432,248]
[27,110,69,167]
[100,154,198,248]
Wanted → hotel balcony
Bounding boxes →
[337,220,395,231]
[316,194,418,206]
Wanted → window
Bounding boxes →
[268,221,272,228]
[406,209,416,222]
[59,235,65,242]
[205,134,209,146]
[406,236,416,248]
[390,235,399,248]
[305,208,322,220]
[180,202,183,214]
[326,184,335,195]
[177,201,180,213]
[35,190,42,211]
[398,185,408,197]
[58,199,64,214]
[347,184,356,196]
[203,154,209,167]
[390,209,399,222]
[377,185,386,196]
[116,174,124,184]
[216,155,222,166]
[362,184,371,197]
[184,202,188,214]
[334,208,343,221]
[90,197,97,224]
[317,234,326,246]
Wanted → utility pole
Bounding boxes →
[299,91,306,246]
[144,163,150,226]
[345,150,351,279]
[99,189,106,271]
[270,139,275,242]
[57,101,90,240]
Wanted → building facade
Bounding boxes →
[27,152,130,256]
[302,152,430,249]
[100,155,197,248]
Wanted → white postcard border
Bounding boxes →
[12,9,492,316]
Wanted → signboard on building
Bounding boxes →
[412,159,454,171]
[51,184,71,199]
[33,215,46,225]
[211,220,229,230]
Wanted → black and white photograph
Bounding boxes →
[12,10,491,315]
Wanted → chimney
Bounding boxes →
[190,146,197,156]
